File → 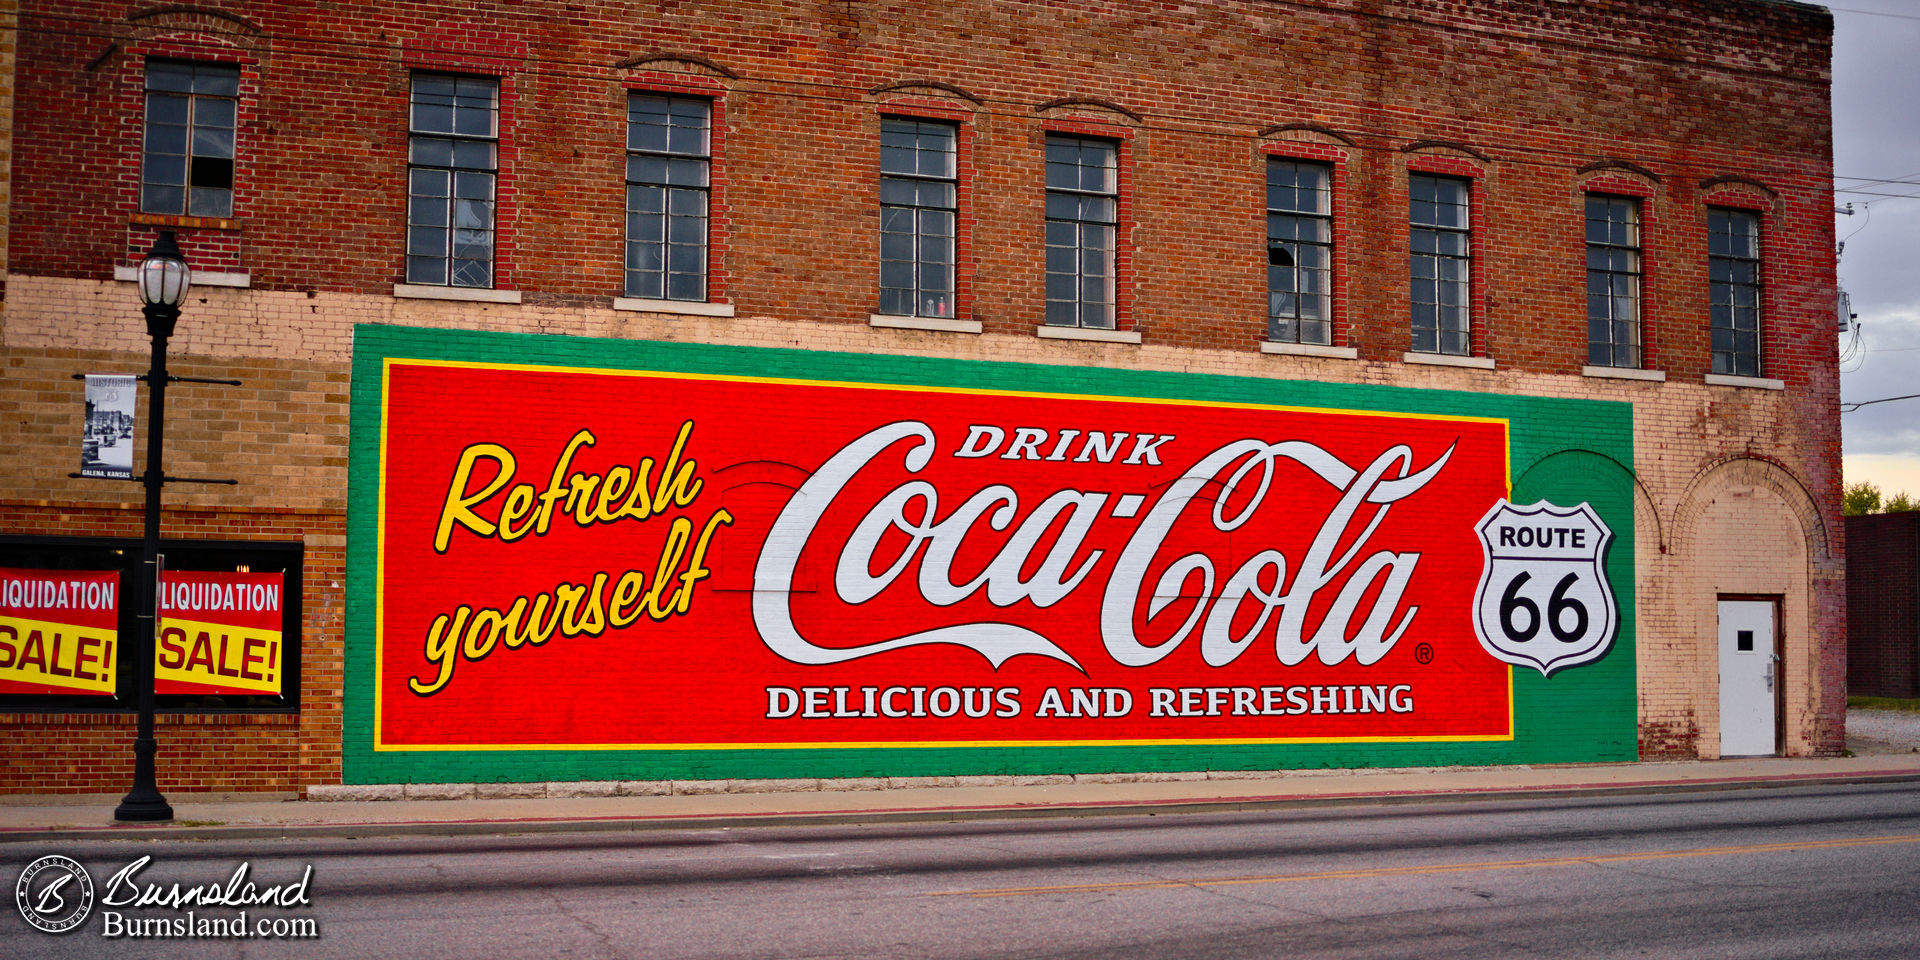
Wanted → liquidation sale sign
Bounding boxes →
[368,352,1526,755]
[0,568,120,696]
[156,571,286,696]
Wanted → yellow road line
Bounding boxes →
[932,833,1920,898]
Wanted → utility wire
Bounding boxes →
[1842,393,1920,413]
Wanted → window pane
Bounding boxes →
[407,256,447,285]
[408,226,448,257]
[192,126,235,158]
[146,121,188,155]
[144,154,187,187]
[629,184,664,215]
[146,62,195,93]
[410,168,450,197]
[881,231,914,262]
[451,140,495,170]
[410,137,453,167]
[668,244,703,273]
[454,172,493,201]
[668,215,704,243]
[193,64,241,97]
[666,272,706,301]
[142,184,185,215]
[628,155,668,184]
[194,96,236,130]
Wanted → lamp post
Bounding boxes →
[115,231,190,823]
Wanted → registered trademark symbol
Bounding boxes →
[1414,643,1434,664]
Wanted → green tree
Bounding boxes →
[1845,481,1882,516]
[1844,481,1918,515]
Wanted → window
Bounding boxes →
[141,61,240,218]
[1409,174,1471,355]
[879,119,957,318]
[1708,207,1762,377]
[0,535,303,714]
[1586,195,1643,367]
[1267,160,1332,345]
[407,74,498,288]
[1045,136,1117,329]
[626,95,711,301]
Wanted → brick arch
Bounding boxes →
[1514,448,1665,553]
[1034,97,1142,126]
[612,52,739,81]
[1402,138,1491,164]
[871,80,981,105]
[1672,454,1831,566]
[1257,122,1356,147]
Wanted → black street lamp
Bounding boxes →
[115,231,190,823]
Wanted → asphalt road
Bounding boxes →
[6,781,1920,959]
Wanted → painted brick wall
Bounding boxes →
[1846,513,1919,699]
[0,0,1843,789]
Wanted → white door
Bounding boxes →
[1718,599,1778,757]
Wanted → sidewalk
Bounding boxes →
[4,755,1918,843]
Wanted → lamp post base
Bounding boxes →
[113,735,173,822]
[113,795,175,822]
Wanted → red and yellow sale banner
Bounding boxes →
[156,571,286,696]
[375,360,1512,750]
[0,568,120,696]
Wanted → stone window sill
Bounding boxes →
[393,284,522,304]
[870,314,982,334]
[1262,341,1357,360]
[114,265,250,288]
[1036,325,1142,344]
[1704,373,1785,391]
[1403,351,1496,370]
[1582,365,1667,382]
[130,213,241,232]
[614,297,736,317]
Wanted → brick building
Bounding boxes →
[1847,512,1917,698]
[0,0,1842,795]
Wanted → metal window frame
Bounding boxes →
[406,73,500,289]
[1586,194,1644,368]
[1044,134,1119,330]
[1408,173,1473,356]
[625,93,713,302]
[1266,159,1334,345]
[879,118,959,318]
[1708,207,1764,378]
[139,60,241,218]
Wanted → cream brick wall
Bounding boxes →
[0,274,1843,756]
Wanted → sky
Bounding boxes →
[1831,0,1920,498]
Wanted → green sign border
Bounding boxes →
[346,323,1638,784]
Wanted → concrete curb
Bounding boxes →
[6,769,1918,845]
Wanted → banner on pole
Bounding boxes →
[81,374,137,480]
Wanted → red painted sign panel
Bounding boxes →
[156,571,286,696]
[374,360,1512,750]
[0,568,119,696]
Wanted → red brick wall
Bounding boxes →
[0,504,343,794]
[10,0,1835,380]
[1847,513,1919,699]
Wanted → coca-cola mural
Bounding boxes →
[347,327,1637,782]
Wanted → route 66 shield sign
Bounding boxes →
[1472,499,1618,676]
